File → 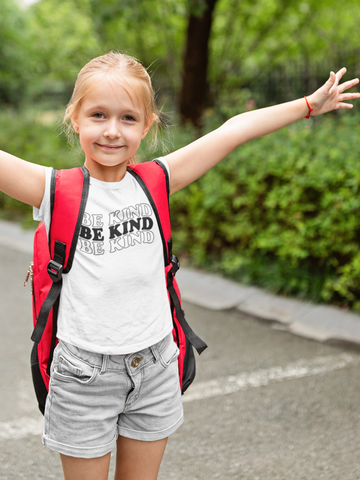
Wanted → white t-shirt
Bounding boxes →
[33,160,173,354]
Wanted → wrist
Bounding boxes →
[304,96,313,118]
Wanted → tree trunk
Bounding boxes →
[179,0,218,129]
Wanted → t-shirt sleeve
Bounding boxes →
[33,166,53,232]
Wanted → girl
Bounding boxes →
[0,52,359,480]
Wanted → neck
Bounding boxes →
[84,159,128,182]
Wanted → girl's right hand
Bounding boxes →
[307,68,360,116]
[0,151,45,208]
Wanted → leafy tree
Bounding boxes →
[179,0,360,125]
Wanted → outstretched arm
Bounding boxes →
[166,68,360,194]
[0,151,45,208]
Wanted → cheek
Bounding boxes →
[79,126,101,145]
[124,129,142,147]
[131,137,142,154]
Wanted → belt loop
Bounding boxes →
[150,344,160,363]
[100,354,109,374]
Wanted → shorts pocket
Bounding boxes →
[159,337,179,369]
[53,345,99,385]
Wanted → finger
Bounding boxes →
[328,71,337,94]
[337,102,354,110]
[338,92,360,102]
[338,78,360,93]
[330,67,347,94]
[335,67,347,82]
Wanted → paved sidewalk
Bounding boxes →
[1,219,360,347]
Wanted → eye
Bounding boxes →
[123,114,136,122]
[92,112,105,119]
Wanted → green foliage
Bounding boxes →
[86,0,187,99]
[27,0,101,104]
[210,0,360,104]
[20,0,188,107]
[169,112,360,309]
[2,0,360,112]
[0,0,32,105]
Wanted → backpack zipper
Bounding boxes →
[25,261,37,318]
[24,262,34,293]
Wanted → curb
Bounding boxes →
[176,268,360,347]
[2,219,360,347]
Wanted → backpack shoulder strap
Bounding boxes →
[49,166,90,274]
[127,160,207,354]
[127,160,171,265]
[31,166,89,344]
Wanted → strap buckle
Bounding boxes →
[47,260,63,282]
[171,255,180,275]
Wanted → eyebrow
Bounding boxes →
[83,104,141,117]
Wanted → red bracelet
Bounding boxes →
[304,96,313,119]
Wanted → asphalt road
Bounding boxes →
[1,245,360,479]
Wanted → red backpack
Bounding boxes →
[28,160,207,414]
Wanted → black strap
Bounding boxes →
[46,298,59,375]
[31,280,62,344]
[154,159,170,200]
[167,266,207,355]
[48,169,57,255]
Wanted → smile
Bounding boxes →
[97,144,124,150]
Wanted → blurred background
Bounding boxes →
[1,0,360,310]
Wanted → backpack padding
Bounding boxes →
[32,222,56,389]
[49,167,90,272]
[31,167,89,345]
[128,161,171,265]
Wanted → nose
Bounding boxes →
[104,119,121,139]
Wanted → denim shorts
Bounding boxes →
[42,333,183,459]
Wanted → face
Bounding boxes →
[72,78,150,181]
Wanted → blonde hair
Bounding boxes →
[63,51,162,164]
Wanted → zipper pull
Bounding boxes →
[24,262,33,287]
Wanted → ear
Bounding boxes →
[141,115,154,139]
[71,121,79,133]
[69,105,79,133]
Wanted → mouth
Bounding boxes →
[97,144,124,150]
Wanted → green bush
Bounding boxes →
[169,112,360,309]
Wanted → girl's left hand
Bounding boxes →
[308,68,360,116]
